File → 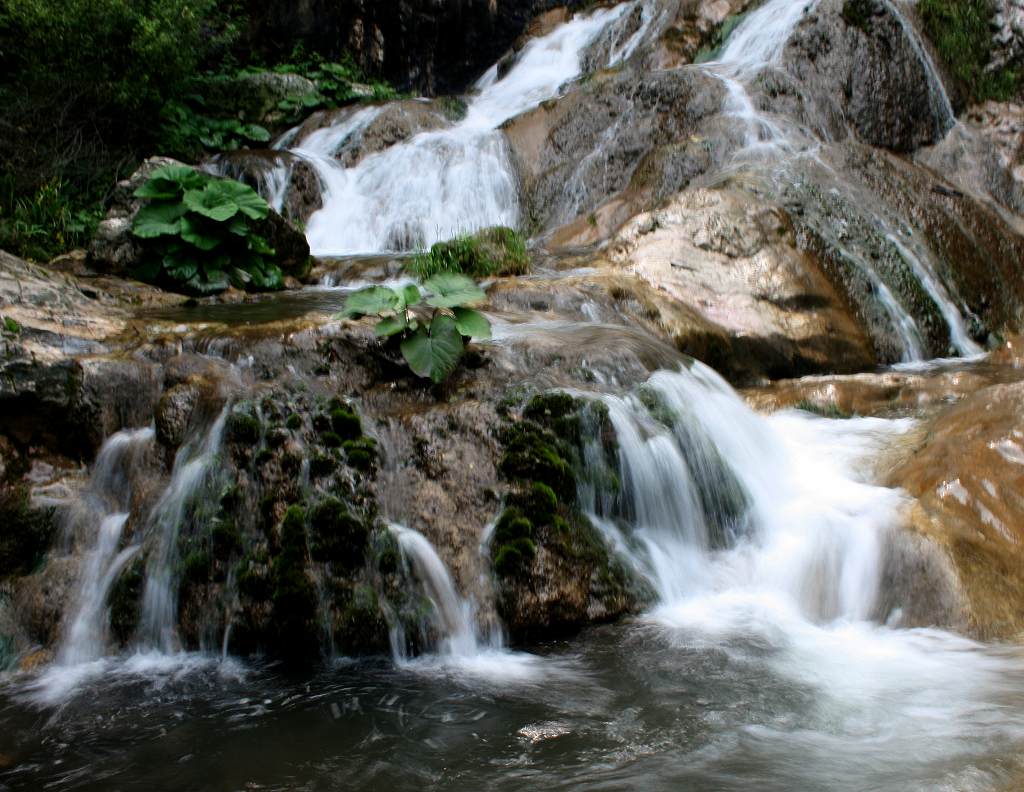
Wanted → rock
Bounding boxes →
[208,150,324,226]
[780,0,953,152]
[888,379,1024,639]
[603,186,875,379]
[200,71,318,127]
[292,99,451,168]
[89,157,311,283]
[504,66,724,233]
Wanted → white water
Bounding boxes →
[56,427,155,666]
[284,2,639,255]
[138,409,228,653]
[388,524,546,683]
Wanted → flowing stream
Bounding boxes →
[2,2,1023,790]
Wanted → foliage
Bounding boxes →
[159,98,271,161]
[408,227,529,280]
[266,53,400,123]
[340,273,492,384]
[131,164,283,294]
[0,174,103,261]
[919,0,1021,101]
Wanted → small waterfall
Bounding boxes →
[388,524,487,660]
[138,408,228,653]
[884,231,983,356]
[56,427,155,665]
[281,2,639,255]
[584,362,913,623]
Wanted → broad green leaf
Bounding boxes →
[133,202,186,238]
[452,307,491,339]
[399,315,464,383]
[423,272,486,308]
[179,215,222,251]
[140,164,207,194]
[399,283,421,309]
[209,179,270,220]
[132,259,161,283]
[134,178,184,200]
[342,286,399,318]
[239,124,272,142]
[375,315,408,337]
[226,215,249,236]
[164,254,198,282]
[183,187,239,222]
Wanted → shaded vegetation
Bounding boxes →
[919,0,1021,101]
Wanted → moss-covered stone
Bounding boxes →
[181,550,211,584]
[329,406,362,441]
[499,424,576,502]
[109,558,144,645]
[210,518,242,560]
[0,485,54,579]
[494,537,536,576]
[285,413,302,430]
[321,431,343,448]
[271,505,318,663]
[308,497,368,569]
[226,412,261,445]
[342,436,378,472]
[309,451,337,478]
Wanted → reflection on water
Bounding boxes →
[3,621,1024,792]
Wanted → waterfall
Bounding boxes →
[583,362,914,622]
[56,428,155,666]
[388,524,488,660]
[279,2,640,255]
[138,408,229,653]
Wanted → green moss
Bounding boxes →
[236,558,272,601]
[322,431,343,448]
[494,537,537,577]
[181,550,211,584]
[499,426,576,502]
[695,12,747,63]
[343,436,378,472]
[308,497,368,568]
[2,316,21,335]
[841,0,877,33]
[408,226,530,279]
[309,451,337,478]
[330,406,362,440]
[109,558,144,645]
[919,0,1021,101]
[211,518,242,560]
[0,485,54,579]
[493,508,534,546]
[285,413,302,430]
[255,448,274,466]
[226,412,261,445]
[271,505,318,662]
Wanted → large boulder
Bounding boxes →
[89,157,311,282]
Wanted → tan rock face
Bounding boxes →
[603,187,875,378]
[888,379,1024,639]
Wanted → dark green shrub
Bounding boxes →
[408,226,529,280]
[131,164,283,294]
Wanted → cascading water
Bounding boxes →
[279,2,642,255]
[138,408,229,653]
[388,524,484,660]
[56,427,155,666]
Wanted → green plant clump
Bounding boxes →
[131,164,283,294]
[919,0,1021,101]
[340,273,492,384]
[308,497,369,568]
[408,227,529,280]
[271,505,319,661]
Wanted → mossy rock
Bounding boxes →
[211,518,242,560]
[329,406,362,441]
[499,425,576,502]
[236,557,273,601]
[181,550,211,584]
[271,505,318,664]
[309,451,337,478]
[226,412,261,445]
[308,497,368,569]
[109,558,144,645]
[285,413,302,430]
[493,507,534,546]
[494,537,537,577]
[0,485,54,579]
[343,436,378,472]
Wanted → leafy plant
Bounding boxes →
[131,164,283,294]
[0,175,103,261]
[160,98,271,160]
[268,54,400,123]
[408,227,529,280]
[919,0,1021,101]
[339,273,492,383]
